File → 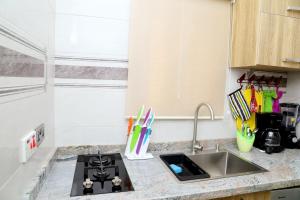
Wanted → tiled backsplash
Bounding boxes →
[56,138,235,159]
[0,45,44,78]
[55,65,128,80]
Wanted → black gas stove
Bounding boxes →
[70,152,134,197]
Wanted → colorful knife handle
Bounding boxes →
[136,127,147,155]
[143,108,152,125]
[143,128,152,145]
[130,125,142,152]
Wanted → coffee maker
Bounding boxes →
[255,113,284,154]
[280,103,300,149]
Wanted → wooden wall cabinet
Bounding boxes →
[261,0,300,19]
[231,0,300,71]
[213,191,270,200]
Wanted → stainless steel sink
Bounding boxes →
[188,151,267,180]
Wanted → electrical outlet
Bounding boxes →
[35,124,45,147]
[19,131,37,163]
[19,124,45,163]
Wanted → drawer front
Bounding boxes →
[271,187,300,200]
[258,14,300,69]
[261,0,300,19]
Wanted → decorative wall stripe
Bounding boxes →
[0,45,44,77]
[55,55,128,63]
[0,22,47,102]
[55,83,127,89]
[55,65,128,80]
[0,85,45,97]
[0,25,46,55]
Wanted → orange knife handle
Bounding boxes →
[127,117,133,135]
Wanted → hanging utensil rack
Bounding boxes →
[237,71,287,88]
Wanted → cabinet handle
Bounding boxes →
[287,6,300,12]
[283,58,300,64]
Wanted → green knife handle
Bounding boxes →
[130,125,142,152]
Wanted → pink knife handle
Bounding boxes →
[136,127,147,155]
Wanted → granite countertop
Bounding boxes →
[37,144,300,200]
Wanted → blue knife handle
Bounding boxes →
[143,128,152,145]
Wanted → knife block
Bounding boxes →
[124,128,153,160]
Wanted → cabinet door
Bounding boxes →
[258,14,300,69]
[213,191,270,200]
[261,0,300,19]
[282,15,300,68]
[233,191,270,200]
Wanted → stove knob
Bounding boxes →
[83,178,93,189]
[112,176,122,187]
[292,137,298,144]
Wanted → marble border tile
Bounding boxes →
[0,45,44,78]
[55,65,128,80]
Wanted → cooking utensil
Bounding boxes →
[136,108,152,155]
[130,105,144,152]
[124,117,134,155]
[143,113,154,145]
[127,117,134,136]
[139,114,155,155]
[143,108,152,125]
[135,126,148,155]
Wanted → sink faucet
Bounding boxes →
[192,103,215,154]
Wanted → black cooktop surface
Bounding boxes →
[70,153,134,197]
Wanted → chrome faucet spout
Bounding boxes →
[192,103,215,154]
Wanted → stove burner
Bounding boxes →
[93,169,110,180]
[71,153,134,197]
[89,156,110,166]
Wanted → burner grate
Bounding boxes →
[89,156,111,166]
[70,153,134,197]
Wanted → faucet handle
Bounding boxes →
[194,144,204,151]
[216,144,219,152]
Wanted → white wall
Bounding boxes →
[286,72,300,138]
[55,71,300,147]
[283,72,300,103]
[0,0,54,47]
[54,0,131,146]
[54,0,240,146]
[54,0,300,147]
[55,68,243,146]
[55,0,130,59]
[0,0,55,194]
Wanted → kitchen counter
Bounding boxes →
[36,144,300,200]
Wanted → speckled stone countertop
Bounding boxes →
[37,143,300,200]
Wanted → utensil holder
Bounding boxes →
[125,130,153,160]
[236,131,255,152]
